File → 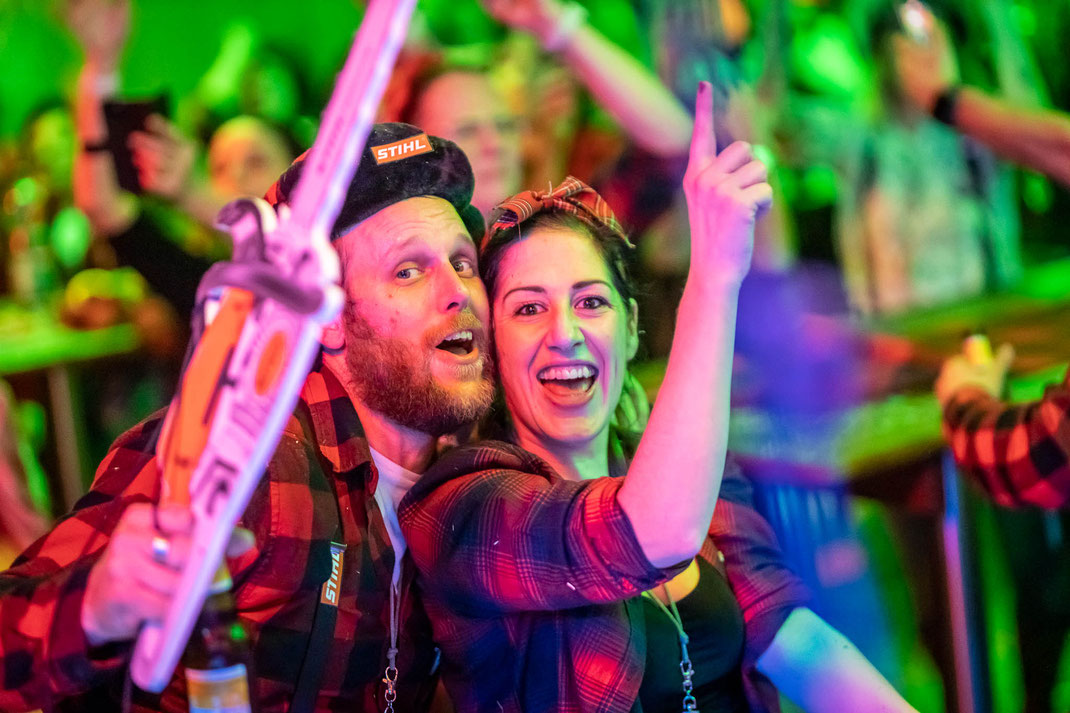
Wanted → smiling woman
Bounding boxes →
[398,153,771,709]
[398,78,916,712]
[396,83,803,713]
[483,215,637,451]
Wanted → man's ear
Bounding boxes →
[626,298,640,361]
[321,317,346,356]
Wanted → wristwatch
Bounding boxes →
[931,86,961,126]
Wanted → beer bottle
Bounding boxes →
[183,566,256,713]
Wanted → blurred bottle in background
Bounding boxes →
[4,176,61,307]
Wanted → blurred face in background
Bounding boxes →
[412,71,523,217]
[208,116,294,199]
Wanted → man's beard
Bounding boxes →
[343,305,495,437]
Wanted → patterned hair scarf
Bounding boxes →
[481,176,634,253]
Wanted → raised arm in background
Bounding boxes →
[482,0,694,157]
[69,0,138,236]
[69,0,228,235]
[893,20,1070,188]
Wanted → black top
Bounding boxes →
[639,557,748,713]
[109,211,213,319]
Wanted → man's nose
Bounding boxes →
[477,122,503,156]
[438,266,471,313]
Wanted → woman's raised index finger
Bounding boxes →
[689,81,716,164]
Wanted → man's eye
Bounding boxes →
[396,267,418,280]
[577,296,609,310]
[453,258,475,276]
[455,123,479,140]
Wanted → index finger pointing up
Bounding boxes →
[689,81,716,165]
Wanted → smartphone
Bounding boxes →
[102,96,168,194]
[897,0,932,44]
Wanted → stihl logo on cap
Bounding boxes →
[372,133,433,165]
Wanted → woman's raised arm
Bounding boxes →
[617,81,772,567]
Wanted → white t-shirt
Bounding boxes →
[368,446,421,588]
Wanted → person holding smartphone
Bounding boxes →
[68,0,294,319]
[892,4,1070,188]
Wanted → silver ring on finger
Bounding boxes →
[151,534,171,564]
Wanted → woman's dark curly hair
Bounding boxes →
[479,210,638,307]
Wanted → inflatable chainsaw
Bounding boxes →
[131,0,418,692]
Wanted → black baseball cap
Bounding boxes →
[265,122,484,241]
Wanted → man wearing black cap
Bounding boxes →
[0,123,495,713]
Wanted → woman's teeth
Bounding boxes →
[538,365,596,381]
[537,365,598,397]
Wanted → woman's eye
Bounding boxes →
[577,296,609,310]
[515,303,544,317]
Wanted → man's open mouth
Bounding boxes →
[435,330,476,356]
[537,364,598,397]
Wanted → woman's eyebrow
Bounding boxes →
[572,280,611,291]
[502,286,547,300]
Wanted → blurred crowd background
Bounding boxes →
[2,0,1070,712]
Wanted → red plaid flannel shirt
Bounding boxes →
[943,372,1070,508]
[0,362,440,712]
[399,442,808,713]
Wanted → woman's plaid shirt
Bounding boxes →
[399,442,808,713]
[0,363,440,712]
[944,373,1070,508]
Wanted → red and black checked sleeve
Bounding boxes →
[0,413,266,710]
[0,418,163,710]
[943,377,1070,509]
[400,441,679,616]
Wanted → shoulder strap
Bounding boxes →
[289,409,346,713]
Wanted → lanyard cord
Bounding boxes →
[643,585,699,713]
[372,466,406,713]
[382,577,401,713]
